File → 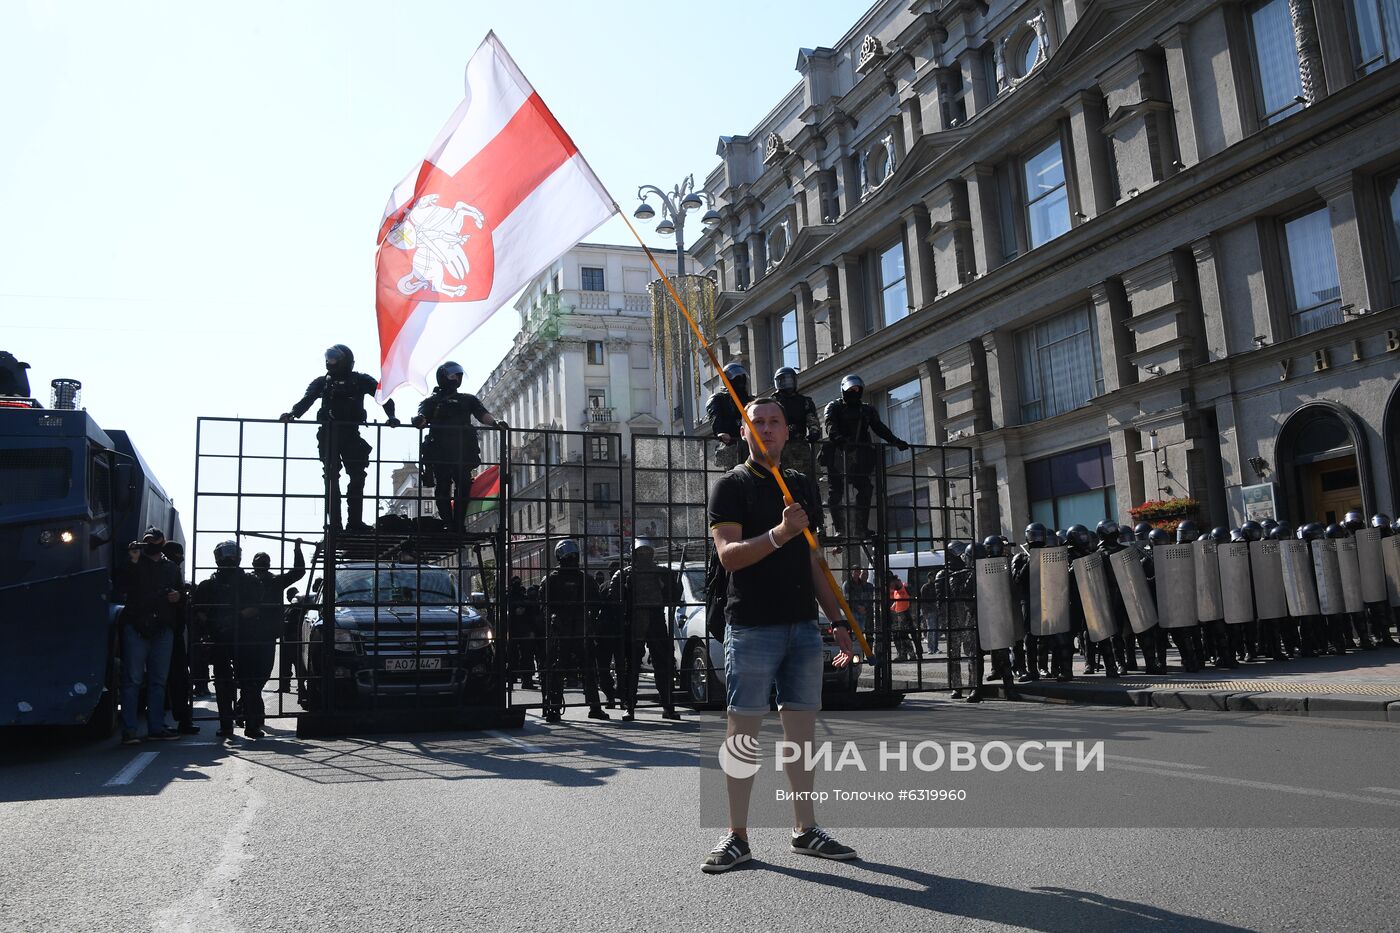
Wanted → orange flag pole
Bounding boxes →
[616,207,874,661]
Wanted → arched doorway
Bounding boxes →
[1275,403,1370,525]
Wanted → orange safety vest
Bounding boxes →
[889,581,910,615]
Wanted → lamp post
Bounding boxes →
[633,175,720,431]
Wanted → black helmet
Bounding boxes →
[1024,522,1048,547]
[1209,527,1231,544]
[1095,520,1120,544]
[773,366,798,394]
[1147,528,1170,547]
[970,541,988,561]
[1261,518,1279,532]
[982,535,1004,558]
[1240,521,1264,542]
[161,541,185,561]
[252,552,272,569]
[1343,511,1365,531]
[1133,522,1152,541]
[324,344,354,376]
[1325,523,1347,540]
[436,361,465,390]
[1066,524,1094,553]
[554,539,581,565]
[1301,522,1325,541]
[944,541,967,572]
[839,374,864,403]
[213,540,241,568]
[1270,521,1292,540]
[1176,519,1200,544]
[1371,513,1392,529]
[721,361,748,391]
[1230,528,1245,542]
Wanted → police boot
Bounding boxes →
[1084,639,1100,674]
[1115,634,1136,672]
[345,491,371,535]
[853,506,872,541]
[1100,641,1120,679]
[1141,631,1164,675]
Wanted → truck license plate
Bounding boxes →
[385,658,442,671]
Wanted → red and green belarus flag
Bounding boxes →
[465,464,501,515]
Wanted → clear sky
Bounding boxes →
[1,0,865,536]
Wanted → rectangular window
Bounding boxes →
[89,454,110,516]
[995,162,1020,263]
[735,244,751,290]
[883,379,925,465]
[1016,305,1105,424]
[778,309,799,370]
[592,482,611,506]
[878,242,908,326]
[0,448,72,508]
[1024,138,1070,248]
[1281,206,1343,336]
[1026,443,1116,530]
[588,436,612,462]
[581,266,605,291]
[1248,0,1305,125]
[1382,171,1400,303]
[586,341,605,365]
[1350,0,1400,75]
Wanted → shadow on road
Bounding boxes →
[757,859,1258,933]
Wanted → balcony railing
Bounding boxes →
[585,406,615,423]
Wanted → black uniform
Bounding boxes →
[506,578,541,689]
[539,567,604,716]
[706,386,754,469]
[193,568,266,734]
[286,371,382,530]
[253,554,306,698]
[610,559,681,715]
[775,388,821,474]
[821,398,905,537]
[416,388,491,531]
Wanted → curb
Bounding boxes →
[991,682,1400,722]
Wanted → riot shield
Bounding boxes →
[1034,546,1072,636]
[1385,535,1400,609]
[1312,539,1344,616]
[1354,528,1387,605]
[1154,543,1197,629]
[1073,551,1116,643]
[1279,539,1320,617]
[1249,539,1288,621]
[1217,542,1254,625]
[1109,548,1158,634]
[1336,538,1364,614]
[1194,539,1224,622]
[975,555,1017,651]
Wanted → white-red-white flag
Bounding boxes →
[374,32,615,400]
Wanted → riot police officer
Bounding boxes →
[1068,524,1121,678]
[706,361,754,470]
[1096,522,1141,673]
[772,366,821,474]
[977,536,1016,688]
[193,541,264,738]
[252,540,306,700]
[1014,523,1074,681]
[411,361,502,532]
[938,542,980,700]
[539,539,606,723]
[506,576,540,689]
[1365,514,1398,646]
[821,374,908,540]
[280,345,398,533]
[610,539,683,721]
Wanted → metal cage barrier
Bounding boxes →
[190,419,976,734]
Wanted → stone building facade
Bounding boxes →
[689,0,1400,539]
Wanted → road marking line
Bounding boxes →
[1362,786,1400,796]
[103,751,158,787]
[485,730,545,753]
[1108,754,1207,770]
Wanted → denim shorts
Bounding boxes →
[724,620,823,714]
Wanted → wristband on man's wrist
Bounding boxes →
[768,528,781,549]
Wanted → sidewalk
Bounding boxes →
[986,649,1400,720]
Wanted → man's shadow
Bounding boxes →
[754,859,1255,933]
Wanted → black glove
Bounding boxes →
[279,412,294,422]
[896,440,910,452]
[495,420,510,431]
[385,417,401,428]
[807,430,821,444]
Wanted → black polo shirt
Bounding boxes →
[708,459,818,628]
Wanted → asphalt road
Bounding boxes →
[3,698,1399,933]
